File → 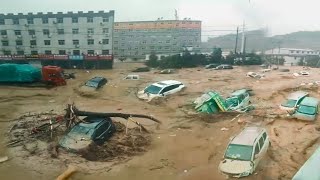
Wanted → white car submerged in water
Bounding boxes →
[138,80,185,101]
[219,127,270,178]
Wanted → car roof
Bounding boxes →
[153,80,182,87]
[287,91,309,100]
[300,97,319,106]
[230,127,265,146]
[90,76,105,81]
[231,89,248,96]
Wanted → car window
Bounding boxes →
[262,132,267,141]
[259,136,264,149]
[254,143,260,156]
[94,123,107,139]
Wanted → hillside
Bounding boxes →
[204,30,320,52]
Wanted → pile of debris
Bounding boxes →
[6,104,160,162]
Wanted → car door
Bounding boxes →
[252,140,261,170]
[167,84,181,95]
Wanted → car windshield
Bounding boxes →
[85,81,98,88]
[226,97,239,108]
[70,125,95,137]
[281,99,297,108]
[297,105,316,115]
[144,85,162,94]
[225,144,253,161]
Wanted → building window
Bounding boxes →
[72,28,79,34]
[58,40,65,45]
[142,40,147,44]
[30,40,37,46]
[57,18,63,23]
[3,50,11,55]
[158,41,162,44]
[302,51,304,54]
[1,30,7,35]
[73,50,80,55]
[44,50,52,55]
[114,41,118,44]
[28,30,35,35]
[57,29,64,35]
[296,51,300,53]
[103,17,109,22]
[1,40,9,46]
[43,29,50,35]
[17,50,24,55]
[16,40,23,46]
[165,46,170,50]
[150,46,154,50]
[87,17,93,23]
[73,40,79,45]
[42,18,48,24]
[87,50,94,54]
[13,19,19,25]
[87,28,94,34]
[44,40,51,45]
[0,19,4,25]
[31,50,38,55]
[102,39,109,44]
[14,30,21,35]
[102,28,109,33]
[27,18,34,24]
[102,50,109,55]
[72,17,78,23]
[87,39,94,45]
[59,50,66,55]
[166,40,170,43]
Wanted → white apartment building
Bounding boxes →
[265,48,320,66]
[0,10,114,56]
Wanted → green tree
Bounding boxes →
[297,58,304,66]
[225,51,236,65]
[145,51,159,68]
[211,48,223,63]
[305,56,320,67]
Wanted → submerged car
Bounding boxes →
[205,63,219,69]
[138,80,185,101]
[225,89,250,111]
[292,97,319,121]
[246,72,264,79]
[85,77,107,89]
[280,91,309,112]
[215,64,233,70]
[59,117,116,151]
[219,127,270,178]
[124,74,140,80]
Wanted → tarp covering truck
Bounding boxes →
[0,63,66,86]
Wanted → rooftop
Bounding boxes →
[231,127,265,146]
[287,91,309,100]
[154,80,182,87]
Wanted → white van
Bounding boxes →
[219,127,270,178]
[124,75,140,80]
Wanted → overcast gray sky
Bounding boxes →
[1,0,320,40]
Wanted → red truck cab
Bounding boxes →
[42,66,66,86]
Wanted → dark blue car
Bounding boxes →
[59,117,116,151]
[85,77,107,89]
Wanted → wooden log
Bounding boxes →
[56,165,77,180]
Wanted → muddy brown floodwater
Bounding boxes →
[0,63,320,180]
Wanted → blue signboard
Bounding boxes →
[69,55,84,60]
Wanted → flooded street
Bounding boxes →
[0,62,320,180]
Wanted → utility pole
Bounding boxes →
[241,21,246,61]
[277,42,281,67]
[234,27,239,55]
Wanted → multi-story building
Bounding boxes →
[0,10,114,69]
[265,48,320,66]
[113,20,201,59]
